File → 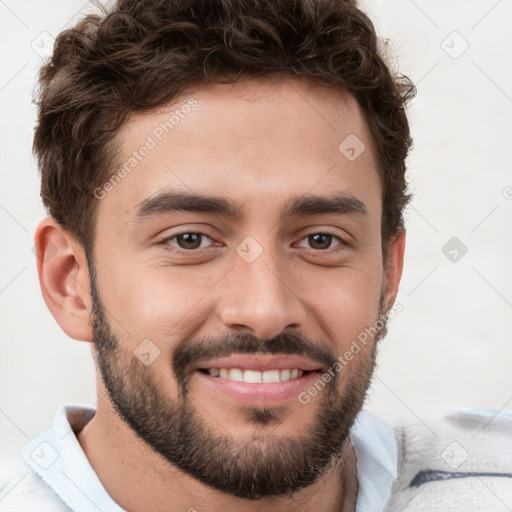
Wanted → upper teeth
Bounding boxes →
[207,368,303,383]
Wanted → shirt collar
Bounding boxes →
[22,405,125,512]
[350,410,398,512]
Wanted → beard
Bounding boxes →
[87,256,387,500]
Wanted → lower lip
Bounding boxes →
[194,370,321,407]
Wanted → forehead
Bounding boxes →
[97,77,381,224]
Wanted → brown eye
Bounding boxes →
[162,231,214,251]
[175,233,204,249]
[295,232,346,251]
[308,234,334,250]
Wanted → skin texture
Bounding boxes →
[35,77,405,512]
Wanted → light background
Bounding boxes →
[0,0,511,459]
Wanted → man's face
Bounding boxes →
[89,78,392,498]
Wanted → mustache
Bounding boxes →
[172,331,337,388]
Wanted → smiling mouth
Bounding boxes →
[193,355,325,405]
[197,368,316,383]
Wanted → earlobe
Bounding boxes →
[34,216,94,342]
[382,229,406,314]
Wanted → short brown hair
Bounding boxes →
[34,0,415,261]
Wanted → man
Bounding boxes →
[1,0,511,511]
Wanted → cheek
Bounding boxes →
[298,262,384,347]
[101,263,220,346]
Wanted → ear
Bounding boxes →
[34,216,93,342]
[381,229,406,314]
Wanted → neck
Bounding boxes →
[77,401,358,512]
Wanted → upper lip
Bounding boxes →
[195,354,323,372]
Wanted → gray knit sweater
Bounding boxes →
[385,408,512,511]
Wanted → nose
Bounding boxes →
[217,242,307,340]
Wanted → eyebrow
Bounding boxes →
[133,190,368,222]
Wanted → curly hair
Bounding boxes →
[33,0,415,262]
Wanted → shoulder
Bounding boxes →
[0,455,71,512]
[385,408,512,511]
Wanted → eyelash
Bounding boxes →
[159,230,349,254]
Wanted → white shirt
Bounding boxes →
[0,405,397,511]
